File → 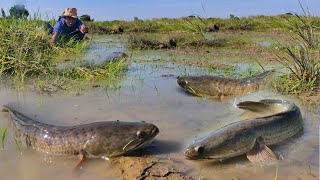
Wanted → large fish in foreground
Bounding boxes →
[3,105,159,167]
[184,99,303,165]
[177,70,274,98]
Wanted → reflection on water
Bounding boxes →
[0,36,318,179]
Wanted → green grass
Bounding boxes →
[0,18,87,80]
[86,15,320,34]
[62,58,128,80]
[1,128,7,150]
[127,31,247,49]
[0,17,129,92]
[275,8,320,93]
[14,137,21,153]
[274,164,279,180]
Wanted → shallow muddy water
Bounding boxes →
[0,35,318,180]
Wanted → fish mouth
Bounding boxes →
[135,126,159,149]
[184,151,215,160]
[184,152,197,160]
[177,78,199,95]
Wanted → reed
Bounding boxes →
[275,6,319,93]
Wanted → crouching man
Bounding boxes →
[49,8,88,46]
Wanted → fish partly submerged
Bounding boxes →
[3,105,159,167]
[177,70,274,99]
[184,99,303,165]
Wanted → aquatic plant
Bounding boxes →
[1,128,7,150]
[62,58,128,80]
[14,137,22,153]
[274,164,279,180]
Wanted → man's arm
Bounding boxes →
[49,32,59,46]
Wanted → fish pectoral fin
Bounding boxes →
[246,142,278,166]
[218,93,224,101]
[74,154,88,172]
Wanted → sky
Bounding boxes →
[0,0,319,21]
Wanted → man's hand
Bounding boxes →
[49,39,55,46]
[80,24,87,34]
[49,32,59,46]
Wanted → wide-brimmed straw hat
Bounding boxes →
[62,8,78,18]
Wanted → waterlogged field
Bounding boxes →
[0,35,319,179]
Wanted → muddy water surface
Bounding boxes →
[0,36,318,180]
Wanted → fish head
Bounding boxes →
[184,139,238,160]
[177,76,201,95]
[184,128,258,160]
[184,140,212,160]
[122,122,159,151]
[105,121,159,157]
[177,76,188,88]
[184,130,250,160]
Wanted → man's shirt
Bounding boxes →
[52,17,83,35]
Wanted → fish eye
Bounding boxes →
[195,146,204,154]
[137,130,147,138]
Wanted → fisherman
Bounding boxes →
[48,8,88,46]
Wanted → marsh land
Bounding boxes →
[0,15,319,179]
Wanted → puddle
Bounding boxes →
[0,35,318,179]
[56,35,126,71]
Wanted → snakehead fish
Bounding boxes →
[184,99,303,165]
[3,105,159,159]
[177,70,274,98]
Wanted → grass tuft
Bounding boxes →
[275,7,320,93]
[1,128,7,150]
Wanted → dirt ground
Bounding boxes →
[112,157,194,180]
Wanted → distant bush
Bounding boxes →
[80,14,93,22]
[9,4,29,19]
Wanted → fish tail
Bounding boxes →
[246,70,275,82]
[255,70,275,78]
[3,105,36,125]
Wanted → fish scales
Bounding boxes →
[4,105,159,158]
[177,70,274,98]
[184,99,303,163]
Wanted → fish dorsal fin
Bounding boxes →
[246,140,278,165]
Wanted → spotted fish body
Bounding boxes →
[177,70,274,98]
[184,99,303,163]
[3,105,159,158]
